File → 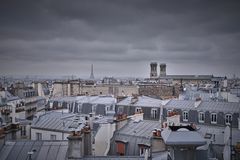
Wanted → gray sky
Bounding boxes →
[0,0,240,78]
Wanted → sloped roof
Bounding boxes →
[114,120,160,148]
[50,96,115,105]
[31,111,85,133]
[0,91,20,101]
[117,96,163,107]
[161,128,206,146]
[0,141,144,160]
[165,99,240,113]
[0,141,68,160]
[165,99,195,109]
[198,101,240,113]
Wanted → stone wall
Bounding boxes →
[138,84,180,98]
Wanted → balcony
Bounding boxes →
[15,107,25,113]
[0,109,12,115]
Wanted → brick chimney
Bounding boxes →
[114,113,128,130]
[67,130,83,159]
[67,125,92,159]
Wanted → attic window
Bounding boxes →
[139,146,150,157]
[211,113,217,124]
[151,108,157,119]
[225,114,232,125]
[135,107,142,113]
[183,111,188,122]
[198,112,205,123]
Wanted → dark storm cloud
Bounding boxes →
[0,0,240,77]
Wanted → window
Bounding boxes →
[139,147,150,157]
[50,134,56,140]
[135,107,142,113]
[199,112,205,123]
[58,102,62,108]
[36,133,42,140]
[21,126,26,136]
[225,114,232,125]
[183,111,188,122]
[211,113,217,124]
[151,108,157,119]
[116,142,125,156]
[92,104,97,113]
[118,106,124,113]
[167,110,172,117]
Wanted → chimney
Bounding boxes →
[194,98,201,108]
[128,111,144,122]
[114,113,128,130]
[89,113,94,130]
[159,105,163,129]
[130,95,138,104]
[67,130,83,159]
[82,126,92,156]
[67,125,92,159]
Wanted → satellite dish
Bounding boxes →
[224,126,230,145]
[223,145,230,160]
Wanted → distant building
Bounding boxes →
[116,96,165,121]
[148,62,223,85]
[150,62,158,79]
[52,80,139,97]
[49,95,116,116]
[138,83,180,99]
[163,99,240,129]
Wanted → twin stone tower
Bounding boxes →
[150,62,166,79]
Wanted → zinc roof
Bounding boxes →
[117,96,163,107]
[31,111,85,132]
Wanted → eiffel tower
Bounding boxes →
[89,64,94,79]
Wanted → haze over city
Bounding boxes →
[1,0,240,78]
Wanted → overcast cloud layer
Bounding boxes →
[0,0,240,78]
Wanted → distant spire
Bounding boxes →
[90,64,94,79]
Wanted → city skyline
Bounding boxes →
[1,0,240,77]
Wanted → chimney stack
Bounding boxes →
[67,124,92,159]
[67,130,83,159]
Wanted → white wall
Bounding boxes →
[94,123,116,156]
[31,128,69,140]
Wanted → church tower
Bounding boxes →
[150,62,158,79]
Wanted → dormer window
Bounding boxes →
[151,108,157,119]
[139,145,150,157]
[211,113,217,124]
[198,112,205,123]
[135,107,142,113]
[183,111,188,122]
[225,114,232,125]
[167,109,172,117]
